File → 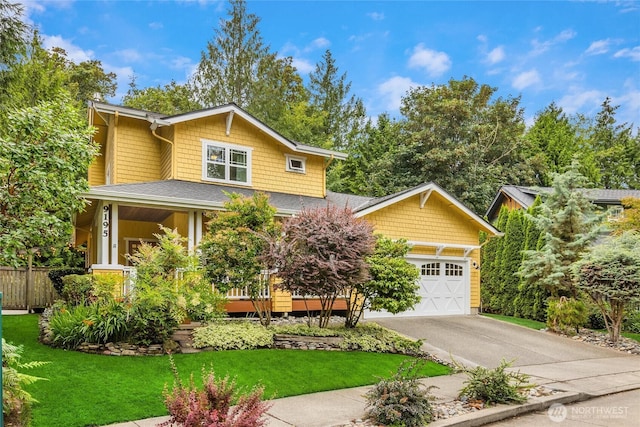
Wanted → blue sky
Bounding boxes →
[23,0,640,127]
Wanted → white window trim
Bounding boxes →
[201,139,252,186]
[285,154,306,174]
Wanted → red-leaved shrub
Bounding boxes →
[159,358,271,427]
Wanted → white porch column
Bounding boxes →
[99,203,110,265]
[188,210,195,253]
[195,210,203,248]
[110,203,119,265]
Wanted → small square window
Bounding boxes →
[286,155,306,173]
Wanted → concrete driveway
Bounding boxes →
[373,315,640,397]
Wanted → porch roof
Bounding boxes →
[84,180,376,216]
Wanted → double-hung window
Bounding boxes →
[202,140,252,185]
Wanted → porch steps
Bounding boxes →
[171,322,202,354]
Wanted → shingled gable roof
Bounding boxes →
[485,185,640,222]
[350,182,501,236]
[88,100,347,160]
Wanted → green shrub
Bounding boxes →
[341,323,422,354]
[270,324,341,337]
[624,309,640,333]
[270,322,422,354]
[60,274,94,306]
[2,339,50,427]
[48,267,85,295]
[587,305,607,330]
[192,322,274,350]
[128,291,179,346]
[365,358,435,427]
[457,359,531,405]
[546,297,588,334]
[49,304,93,349]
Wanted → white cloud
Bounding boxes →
[512,69,541,90]
[171,56,194,71]
[377,76,417,111]
[487,46,505,65]
[292,57,315,74]
[557,89,605,115]
[531,29,577,56]
[614,46,640,61]
[309,37,330,50]
[115,48,143,63]
[42,35,93,63]
[585,39,611,56]
[367,12,385,21]
[477,34,488,44]
[407,44,451,77]
[149,21,163,30]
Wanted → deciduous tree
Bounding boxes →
[344,236,420,328]
[199,192,279,326]
[0,96,97,266]
[573,231,640,342]
[263,206,375,328]
[395,76,534,214]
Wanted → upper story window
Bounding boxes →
[285,154,306,174]
[202,139,252,185]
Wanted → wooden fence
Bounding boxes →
[0,267,56,310]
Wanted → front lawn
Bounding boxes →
[3,315,450,427]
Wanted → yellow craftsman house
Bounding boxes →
[75,101,500,317]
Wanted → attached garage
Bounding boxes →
[365,257,470,318]
[353,183,501,319]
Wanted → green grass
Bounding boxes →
[482,313,640,344]
[622,332,640,343]
[3,315,450,427]
[481,313,546,330]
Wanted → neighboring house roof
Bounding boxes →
[84,180,499,235]
[88,100,347,160]
[486,185,640,222]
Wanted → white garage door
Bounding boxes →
[365,258,469,318]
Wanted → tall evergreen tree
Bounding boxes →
[191,0,268,108]
[496,209,526,315]
[588,97,639,189]
[513,197,548,320]
[524,103,579,186]
[518,163,602,298]
[307,49,367,151]
[329,113,403,196]
[0,0,28,68]
[480,205,509,312]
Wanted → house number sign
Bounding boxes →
[102,205,110,238]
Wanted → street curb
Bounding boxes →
[428,391,588,427]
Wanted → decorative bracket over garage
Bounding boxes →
[407,241,479,257]
[420,189,432,209]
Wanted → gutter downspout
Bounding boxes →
[150,122,176,179]
[323,155,335,198]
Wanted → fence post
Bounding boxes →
[1,291,4,427]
